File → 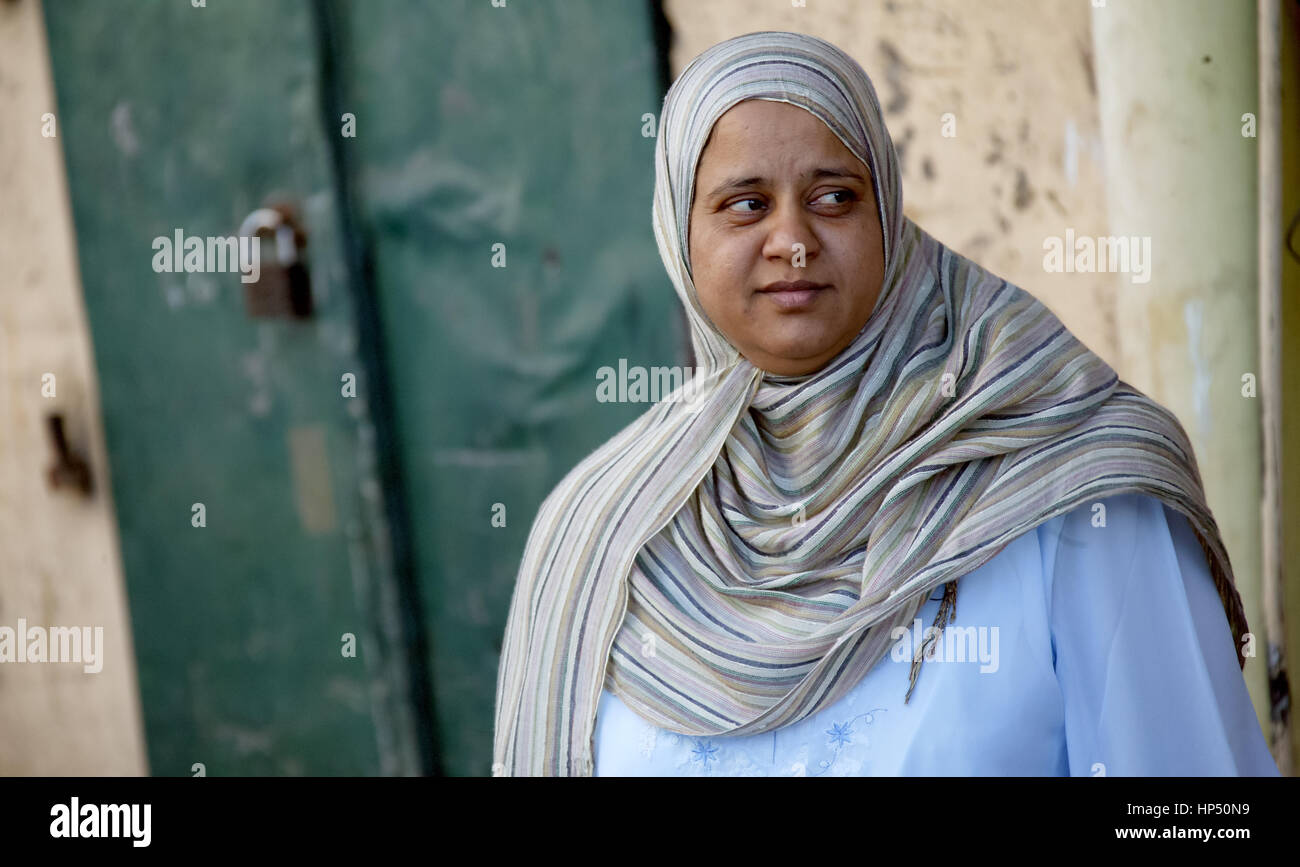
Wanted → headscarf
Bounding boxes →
[492,30,1250,776]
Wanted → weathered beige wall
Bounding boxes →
[665,0,1117,364]
[0,0,147,774]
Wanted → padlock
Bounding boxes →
[238,204,313,318]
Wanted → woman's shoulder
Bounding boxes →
[1033,491,1195,637]
[1035,491,1177,573]
[1035,491,1277,774]
[1036,489,1235,671]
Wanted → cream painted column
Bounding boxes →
[1091,0,1273,739]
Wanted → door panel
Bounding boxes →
[332,0,680,775]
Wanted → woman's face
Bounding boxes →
[687,99,885,376]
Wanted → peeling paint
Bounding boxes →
[109,102,139,157]
[1183,299,1213,439]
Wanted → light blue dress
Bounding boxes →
[594,493,1279,776]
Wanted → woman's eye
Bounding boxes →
[815,190,855,206]
[726,198,764,213]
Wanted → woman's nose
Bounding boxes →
[761,200,819,263]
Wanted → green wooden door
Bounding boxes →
[44,0,678,776]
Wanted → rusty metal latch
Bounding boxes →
[45,413,92,495]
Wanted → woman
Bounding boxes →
[493,30,1279,776]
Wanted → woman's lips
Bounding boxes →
[758,281,830,310]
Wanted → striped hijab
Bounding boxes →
[492,30,1249,776]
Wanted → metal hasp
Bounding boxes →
[45,413,92,495]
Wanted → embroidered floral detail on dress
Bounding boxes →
[639,724,657,760]
[807,708,886,776]
[691,738,719,766]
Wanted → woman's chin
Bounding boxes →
[751,330,851,371]
[747,341,843,376]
